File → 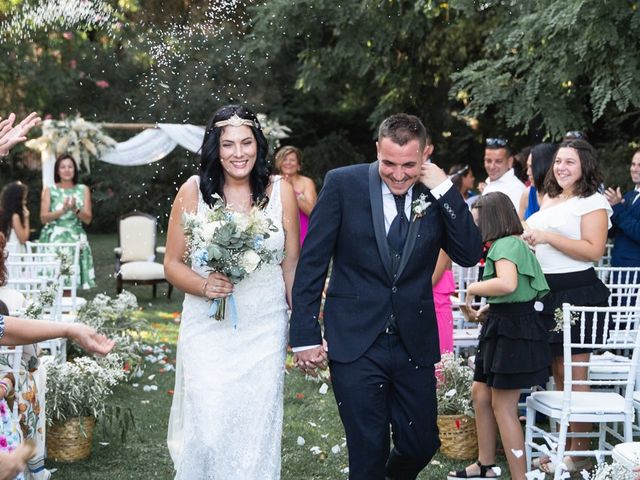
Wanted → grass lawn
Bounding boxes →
[48,233,509,479]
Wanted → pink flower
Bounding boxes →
[0,436,7,448]
[62,32,73,40]
[69,59,77,69]
[0,403,6,416]
[44,114,53,120]
[95,80,110,89]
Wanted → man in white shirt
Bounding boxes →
[481,137,526,210]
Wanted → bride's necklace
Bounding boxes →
[223,189,253,212]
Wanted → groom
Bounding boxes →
[290,113,483,480]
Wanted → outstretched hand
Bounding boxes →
[68,323,116,356]
[0,112,41,156]
[293,343,328,376]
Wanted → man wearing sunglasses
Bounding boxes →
[481,137,525,209]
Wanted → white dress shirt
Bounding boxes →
[482,168,526,210]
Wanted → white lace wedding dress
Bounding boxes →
[168,176,289,479]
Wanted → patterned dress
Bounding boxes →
[38,184,96,289]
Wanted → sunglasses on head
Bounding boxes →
[565,131,585,140]
[450,165,470,178]
[485,138,508,148]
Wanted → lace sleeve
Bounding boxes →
[0,315,4,340]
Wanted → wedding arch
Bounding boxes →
[26,115,291,186]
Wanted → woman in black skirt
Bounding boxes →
[523,139,612,473]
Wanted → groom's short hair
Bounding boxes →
[378,114,430,151]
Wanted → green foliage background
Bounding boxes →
[1,0,640,232]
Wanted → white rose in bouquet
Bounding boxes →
[241,251,261,274]
[232,212,250,231]
[200,221,223,243]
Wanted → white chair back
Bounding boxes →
[596,266,640,306]
[26,242,82,311]
[561,303,640,414]
[119,214,157,263]
[596,241,614,267]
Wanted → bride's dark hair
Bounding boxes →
[199,104,271,208]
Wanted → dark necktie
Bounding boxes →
[387,194,408,253]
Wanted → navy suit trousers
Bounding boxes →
[329,333,440,480]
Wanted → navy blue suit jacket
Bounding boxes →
[289,162,483,367]
[611,189,640,267]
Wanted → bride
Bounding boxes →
[164,105,300,479]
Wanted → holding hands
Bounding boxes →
[293,340,328,376]
[0,112,41,156]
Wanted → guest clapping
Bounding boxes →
[39,154,96,289]
[275,146,317,245]
[0,182,30,249]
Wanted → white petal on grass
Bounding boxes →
[319,383,329,395]
[331,445,341,454]
[525,471,546,480]
[296,436,305,446]
[309,446,321,455]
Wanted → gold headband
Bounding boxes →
[213,114,259,129]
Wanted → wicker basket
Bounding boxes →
[437,414,478,459]
[47,416,95,463]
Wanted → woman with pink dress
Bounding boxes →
[432,249,455,354]
[275,146,317,245]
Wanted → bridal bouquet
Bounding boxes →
[183,195,280,322]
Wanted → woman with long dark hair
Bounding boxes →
[0,181,30,251]
[164,105,300,479]
[39,154,95,289]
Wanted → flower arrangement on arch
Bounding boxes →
[25,114,116,172]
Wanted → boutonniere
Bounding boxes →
[412,194,431,221]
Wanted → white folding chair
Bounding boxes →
[525,304,640,479]
[4,255,67,361]
[595,266,640,307]
[26,241,85,313]
[595,242,614,268]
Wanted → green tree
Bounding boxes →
[450,0,640,141]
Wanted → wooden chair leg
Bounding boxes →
[152,283,157,298]
[117,276,123,294]
[167,283,173,299]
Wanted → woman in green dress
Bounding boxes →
[38,154,96,289]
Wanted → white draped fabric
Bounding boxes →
[40,124,206,186]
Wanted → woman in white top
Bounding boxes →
[523,139,611,473]
[0,181,30,251]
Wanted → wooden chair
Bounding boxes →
[115,212,172,298]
